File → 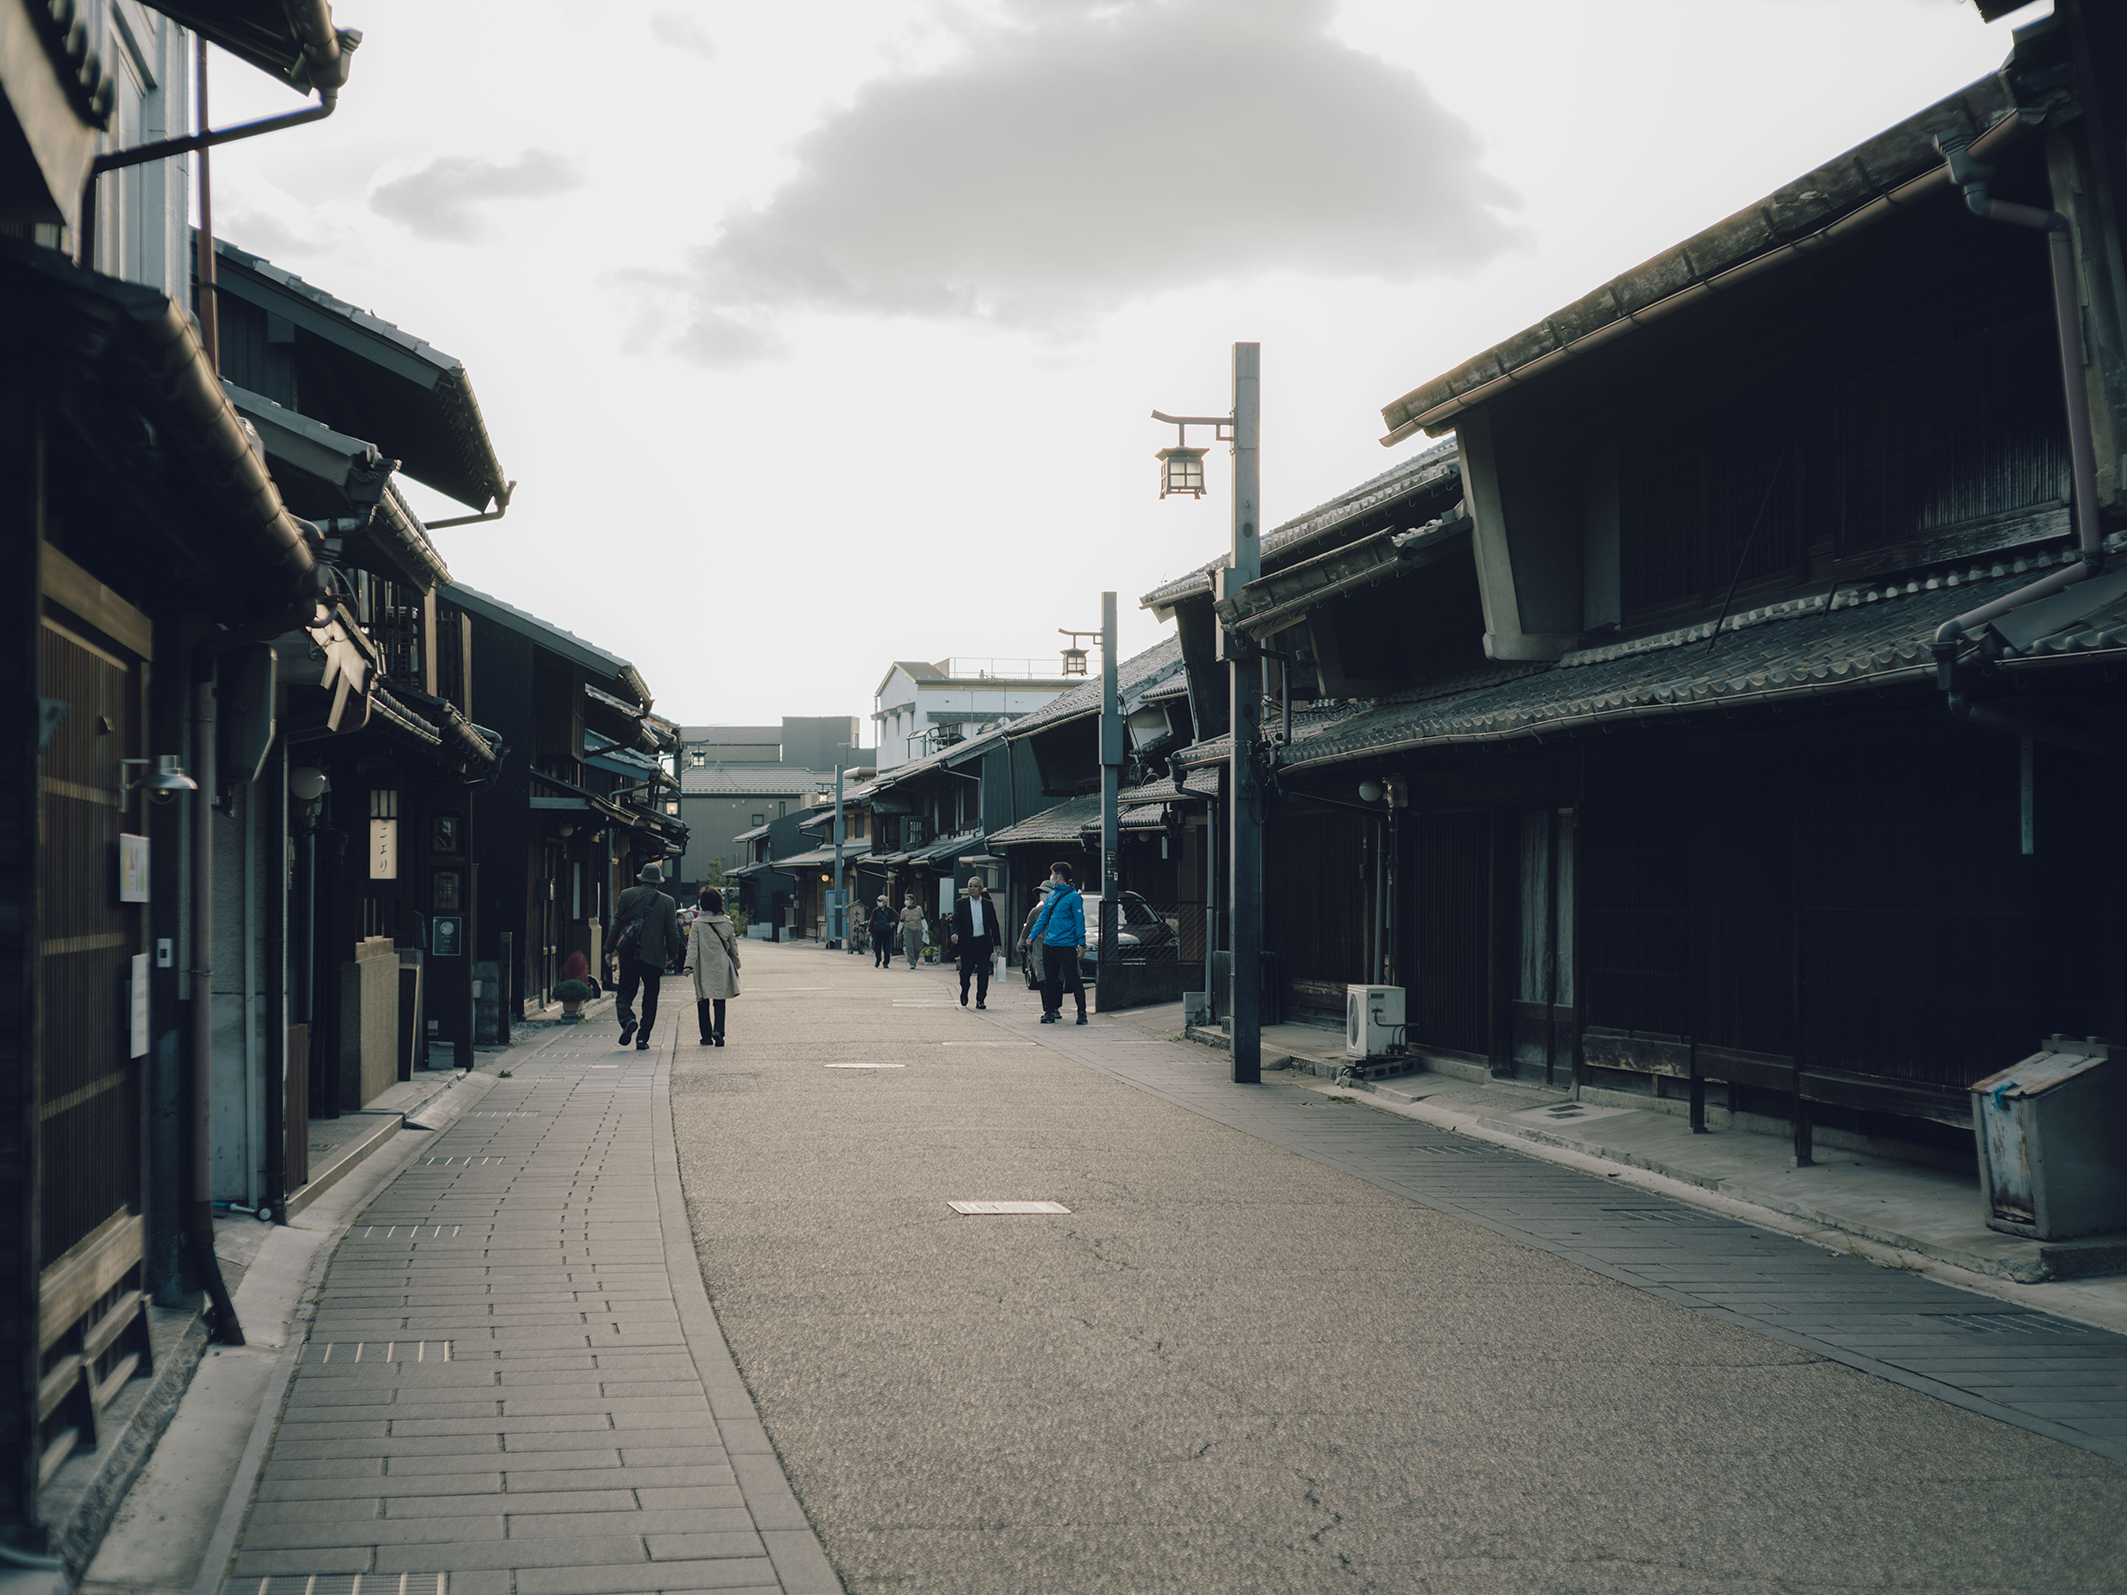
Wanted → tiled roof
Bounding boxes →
[681,767,834,796]
[1001,637,1185,741]
[1248,546,2108,772]
[990,795,1103,846]
[1140,437,1460,611]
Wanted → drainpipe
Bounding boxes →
[1928,134,2119,758]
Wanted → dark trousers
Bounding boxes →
[696,998,726,1042]
[874,928,894,968]
[958,937,994,1003]
[617,957,663,1040]
[1042,942,1086,1015]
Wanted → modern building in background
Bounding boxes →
[873,659,1078,769]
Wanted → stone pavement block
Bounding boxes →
[274,1419,395,1442]
[713,1419,772,1455]
[373,1537,649,1573]
[513,1561,781,1595]
[612,1446,732,1469]
[633,1488,747,1513]
[273,1434,500,1461]
[386,1450,572,1477]
[394,1414,613,1438]
[759,1529,845,1595]
[512,1511,755,1537]
[387,1490,636,1518]
[257,1473,505,1503]
[644,1533,766,1561]
[239,1515,504,1550]
[521,1465,738,1493]
[262,1458,387,1481]
[598,1382,710,1401]
[727,1457,811,1533]
[243,1498,385,1527]
[231,1547,375,1576]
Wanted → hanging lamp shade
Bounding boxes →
[1155,445,1207,499]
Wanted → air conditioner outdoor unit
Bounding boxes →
[1346,985,1405,1060]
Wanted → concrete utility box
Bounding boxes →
[1972,1037,2127,1240]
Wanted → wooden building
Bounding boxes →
[1156,33,2127,1170]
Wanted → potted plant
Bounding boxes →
[552,979,595,1021]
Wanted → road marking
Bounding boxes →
[948,1200,1071,1215]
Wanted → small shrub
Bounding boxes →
[552,979,595,1003]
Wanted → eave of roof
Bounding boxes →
[1141,437,1461,612]
[1001,637,1186,741]
[148,2,355,94]
[1376,74,2038,444]
[211,236,508,509]
[444,581,637,688]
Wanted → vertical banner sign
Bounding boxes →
[130,951,149,1058]
[370,817,398,879]
[118,833,150,902]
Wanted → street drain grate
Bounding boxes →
[356,1225,463,1238]
[826,1063,905,1069]
[235,1575,447,1595]
[1930,1312,2099,1336]
[948,1201,1071,1215]
[1409,1144,1495,1155]
[465,1111,540,1118]
[309,1340,453,1363]
[415,1156,508,1166]
[1601,1208,1730,1226]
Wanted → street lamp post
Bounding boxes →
[832,762,845,948]
[1152,342,1263,1084]
[1099,592,1120,992]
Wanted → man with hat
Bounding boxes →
[949,875,998,1009]
[613,862,683,1050]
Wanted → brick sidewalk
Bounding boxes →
[218,1022,838,1595]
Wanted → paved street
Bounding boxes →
[672,943,2127,1594]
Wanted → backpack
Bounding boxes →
[612,892,657,961]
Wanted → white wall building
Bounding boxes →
[872,658,1079,770]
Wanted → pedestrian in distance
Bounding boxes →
[870,896,897,969]
[1029,860,1088,1025]
[1017,881,1051,991]
[683,887,742,1046]
[950,875,998,1009]
[899,893,927,970]
[613,862,683,1050]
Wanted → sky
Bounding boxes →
[202,0,2047,733]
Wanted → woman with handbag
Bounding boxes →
[683,888,742,1046]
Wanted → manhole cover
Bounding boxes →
[1931,1312,2099,1336]
[1601,1208,1728,1226]
[236,1577,447,1595]
[309,1341,453,1363]
[948,1201,1071,1215]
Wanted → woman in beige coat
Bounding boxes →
[899,893,927,970]
[683,889,742,1046]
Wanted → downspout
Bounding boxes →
[1929,133,2120,759]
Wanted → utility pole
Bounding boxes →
[831,761,845,948]
[1225,344,1263,1084]
[1099,592,1120,989]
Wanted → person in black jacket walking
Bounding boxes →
[949,876,998,1009]
[612,862,683,1050]
[869,896,896,969]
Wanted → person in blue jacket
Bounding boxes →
[1029,860,1088,1025]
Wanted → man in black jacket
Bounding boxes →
[613,862,683,1050]
[869,896,897,969]
[949,876,998,1009]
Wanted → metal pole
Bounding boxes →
[832,763,845,948]
[1227,343,1263,1083]
[1099,592,1120,998]
[194,39,217,369]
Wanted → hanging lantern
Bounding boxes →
[1060,645,1089,676]
[1156,445,1207,499]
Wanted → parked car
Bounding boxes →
[1080,891,1177,979]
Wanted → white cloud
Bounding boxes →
[653,0,1523,365]
[650,8,716,58]
[368,149,584,243]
